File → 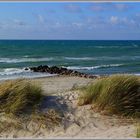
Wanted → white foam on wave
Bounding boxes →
[0,57,54,63]
[23,55,29,58]
[0,55,140,64]
[0,68,57,81]
[0,56,96,63]
[65,64,123,70]
[64,56,140,61]
[0,68,28,76]
[0,57,95,63]
[64,57,95,61]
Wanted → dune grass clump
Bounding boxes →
[78,74,140,117]
[0,79,43,116]
[136,123,140,138]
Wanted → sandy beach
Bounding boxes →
[0,75,137,139]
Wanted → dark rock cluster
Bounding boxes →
[25,65,97,79]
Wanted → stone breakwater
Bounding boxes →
[25,65,98,79]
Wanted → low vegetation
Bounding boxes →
[0,79,62,131]
[78,74,140,117]
[136,123,140,138]
[0,79,43,116]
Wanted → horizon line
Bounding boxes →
[0,39,140,41]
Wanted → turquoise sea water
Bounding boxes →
[0,40,140,80]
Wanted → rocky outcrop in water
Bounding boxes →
[25,65,97,79]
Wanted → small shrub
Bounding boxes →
[78,74,140,117]
[0,79,43,116]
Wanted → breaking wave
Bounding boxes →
[0,57,54,63]
[0,68,57,81]
[65,64,124,70]
[0,55,140,64]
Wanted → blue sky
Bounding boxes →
[0,2,140,40]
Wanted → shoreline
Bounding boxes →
[0,65,140,82]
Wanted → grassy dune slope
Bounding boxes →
[0,79,42,116]
[78,74,140,117]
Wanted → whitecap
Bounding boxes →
[0,67,57,81]
[64,64,124,70]
[64,57,95,61]
[0,57,54,63]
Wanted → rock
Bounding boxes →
[24,67,29,70]
[28,65,98,79]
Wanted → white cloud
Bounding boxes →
[110,16,119,24]
[89,3,129,12]
[14,19,26,26]
[135,13,140,17]
[114,4,128,11]
[72,22,83,28]
[52,22,62,28]
[130,19,136,25]
[108,15,140,29]
[37,14,45,24]
[90,5,104,12]
[64,4,82,13]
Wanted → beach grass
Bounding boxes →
[136,123,140,138]
[0,79,63,130]
[0,79,43,116]
[78,74,140,117]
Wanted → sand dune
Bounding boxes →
[0,76,136,138]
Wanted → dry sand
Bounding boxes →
[0,76,137,139]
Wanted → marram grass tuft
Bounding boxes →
[136,123,140,138]
[0,79,43,116]
[78,74,140,117]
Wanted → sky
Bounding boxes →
[0,2,140,40]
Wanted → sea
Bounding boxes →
[0,40,140,80]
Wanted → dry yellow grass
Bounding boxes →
[78,74,140,117]
[136,123,140,138]
[0,78,62,131]
[0,79,43,116]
